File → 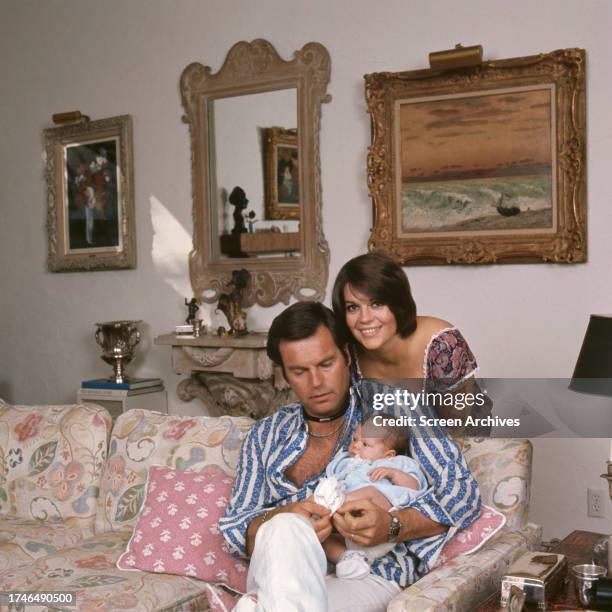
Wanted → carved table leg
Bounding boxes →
[177,373,294,419]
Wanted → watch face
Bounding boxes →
[389,515,401,539]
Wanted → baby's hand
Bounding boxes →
[368,467,420,489]
[368,467,397,483]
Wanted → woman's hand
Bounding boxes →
[332,499,392,547]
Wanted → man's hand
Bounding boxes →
[368,467,420,489]
[278,499,332,543]
[246,499,332,556]
[332,499,391,547]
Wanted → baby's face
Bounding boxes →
[348,424,391,461]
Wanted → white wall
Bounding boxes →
[1,0,611,539]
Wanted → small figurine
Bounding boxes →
[229,186,249,235]
[216,269,251,336]
[184,297,200,324]
[216,326,228,337]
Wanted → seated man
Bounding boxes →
[219,302,481,612]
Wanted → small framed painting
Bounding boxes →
[44,114,136,271]
[264,127,300,220]
[365,48,586,264]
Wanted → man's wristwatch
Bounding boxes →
[388,511,402,542]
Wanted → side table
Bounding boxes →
[477,530,606,611]
[154,332,293,419]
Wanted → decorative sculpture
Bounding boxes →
[229,186,249,234]
[216,269,251,335]
[184,297,200,323]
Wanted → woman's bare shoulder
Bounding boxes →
[415,315,454,337]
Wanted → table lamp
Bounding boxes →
[569,314,612,575]
[569,314,612,496]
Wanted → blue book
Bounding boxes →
[81,377,162,390]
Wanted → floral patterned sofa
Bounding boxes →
[0,401,111,575]
[0,401,540,611]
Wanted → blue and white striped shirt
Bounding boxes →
[219,380,481,587]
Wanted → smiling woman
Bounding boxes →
[332,253,492,434]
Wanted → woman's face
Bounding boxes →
[343,284,397,351]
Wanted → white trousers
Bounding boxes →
[234,513,400,612]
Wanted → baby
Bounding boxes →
[313,418,428,579]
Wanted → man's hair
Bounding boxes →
[332,252,417,339]
[266,302,348,369]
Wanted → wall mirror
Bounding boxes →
[180,39,331,306]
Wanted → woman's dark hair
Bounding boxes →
[332,253,417,339]
[266,302,348,370]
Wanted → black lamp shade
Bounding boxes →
[569,314,612,397]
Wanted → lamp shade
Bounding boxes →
[569,314,612,397]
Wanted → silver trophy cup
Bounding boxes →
[94,320,142,383]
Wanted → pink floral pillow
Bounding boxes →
[433,504,506,567]
[117,465,248,592]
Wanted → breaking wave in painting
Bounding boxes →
[401,175,552,234]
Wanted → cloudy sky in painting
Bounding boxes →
[399,86,552,180]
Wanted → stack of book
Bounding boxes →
[80,377,164,400]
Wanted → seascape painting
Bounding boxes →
[397,86,555,235]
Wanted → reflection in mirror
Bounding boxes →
[180,39,331,306]
[209,89,300,260]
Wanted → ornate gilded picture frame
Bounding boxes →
[365,48,586,265]
[264,127,300,220]
[44,114,136,272]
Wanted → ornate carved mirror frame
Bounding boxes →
[180,40,331,307]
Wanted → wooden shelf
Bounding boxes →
[240,231,300,255]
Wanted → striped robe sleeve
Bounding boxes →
[218,423,270,558]
[402,398,482,566]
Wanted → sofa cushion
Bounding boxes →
[117,465,248,592]
[95,409,254,535]
[0,516,85,573]
[0,401,112,539]
[0,530,211,611]
[462,438,532,531]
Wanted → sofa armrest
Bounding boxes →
[387,524,542,612]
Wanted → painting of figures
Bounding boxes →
[44,114,135,271]
[264,127,300,220]
[65,138,120,249]
[397,85,554,236]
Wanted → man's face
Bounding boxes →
[279,325,351,418]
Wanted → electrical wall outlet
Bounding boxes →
[587,488,607,518]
